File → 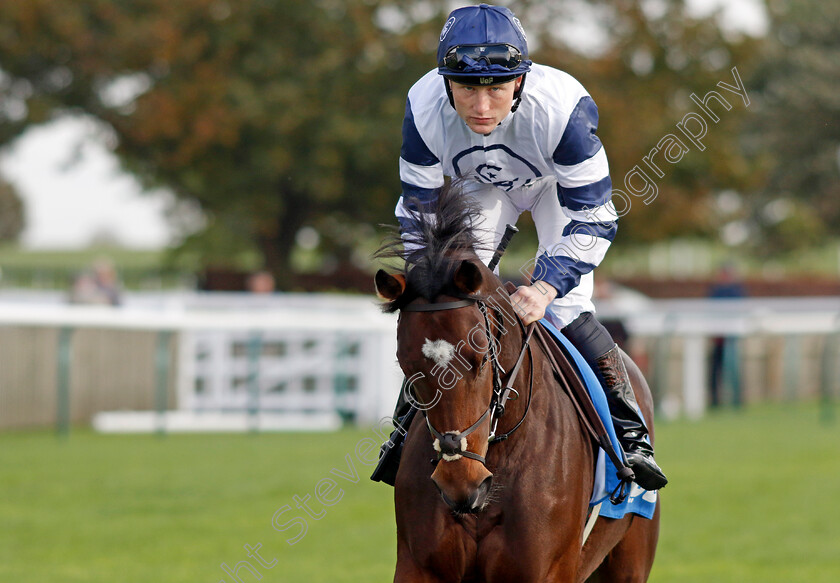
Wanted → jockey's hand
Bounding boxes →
[510,281,558,325]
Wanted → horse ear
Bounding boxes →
[453,259,483,294]
[375,270,406,300]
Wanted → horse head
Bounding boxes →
[376,254,524,513]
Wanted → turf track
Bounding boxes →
[1,403,837,582]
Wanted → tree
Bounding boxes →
[0,0,447,285]
[0,174,25,242]
[0,0,761,285]
[521,0,762,245]
[744,0,840,255]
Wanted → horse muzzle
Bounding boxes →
[431,461,493,513]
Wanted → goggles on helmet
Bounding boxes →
[439,44,523,73]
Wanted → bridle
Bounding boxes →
[401,293,535,467]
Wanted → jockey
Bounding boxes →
[372,3,667,491]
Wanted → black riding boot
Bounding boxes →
[370,381,416,486]
[596,345,668,491]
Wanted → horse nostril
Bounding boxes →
[470,475,494,510]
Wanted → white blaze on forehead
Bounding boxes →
[422,338,455,367]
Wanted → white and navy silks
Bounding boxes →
[395,64,618,328]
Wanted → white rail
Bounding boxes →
[0,293,402,431]
[1,292,838,428]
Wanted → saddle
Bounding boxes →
[534,325,631,470]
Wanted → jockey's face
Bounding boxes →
[450,77,522,135]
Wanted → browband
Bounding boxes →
[401,299,476,312]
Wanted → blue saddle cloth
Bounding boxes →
[540,319,658,520]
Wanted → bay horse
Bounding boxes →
[374,187,660,582]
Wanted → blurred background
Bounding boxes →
[0,0,838,582]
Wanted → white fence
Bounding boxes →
[0,291,838,431]
[597,296,840,419]
[0,292,402,432]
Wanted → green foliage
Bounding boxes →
[515,0,763,244]
[744,0,840,252]
[0,174,24,242]
[0,0,448,284]
[5,0,813,281]
[165,213,264,272]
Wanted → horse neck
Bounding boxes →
[494,331,594,460]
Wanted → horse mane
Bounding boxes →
[375,181,491,313]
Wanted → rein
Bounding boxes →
[401,293,534,466]
[489,320,534,444]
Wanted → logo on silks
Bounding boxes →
[452,144,542,192]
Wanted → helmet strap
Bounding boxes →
[444,77,455,109]
[511,73,527,113]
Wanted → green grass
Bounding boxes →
[652,404,840,582]
[0,245,171,270]
[1,404,838,582]
[0,245,190,290]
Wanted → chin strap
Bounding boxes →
[444,77,455,109]
[510,73,526,113]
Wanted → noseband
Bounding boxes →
[401,295,534,466]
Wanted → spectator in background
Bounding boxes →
[247,270,275,294]
[708,262,746,407]
[69,258,122,306]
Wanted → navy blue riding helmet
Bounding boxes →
[437,4,532,110]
